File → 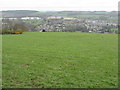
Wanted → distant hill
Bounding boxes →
[1,10,117,18]
[2,10,46,18]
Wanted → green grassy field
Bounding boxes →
[23,19,44,26]
[2,32,118,88]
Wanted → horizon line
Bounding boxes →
[1,10,118,12]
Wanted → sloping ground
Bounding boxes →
[2,32,118,88]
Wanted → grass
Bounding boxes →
[70,14,104,18]
[2,32,118,88]
[23,19,44,26]
[110,28,118,31]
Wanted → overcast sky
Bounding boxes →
[0,0,119,11]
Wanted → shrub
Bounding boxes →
[2,29,23,34]
[14,30,23,34]
[0,29,2,34]
[2,29,11,34]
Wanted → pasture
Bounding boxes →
[2,32,118,88]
